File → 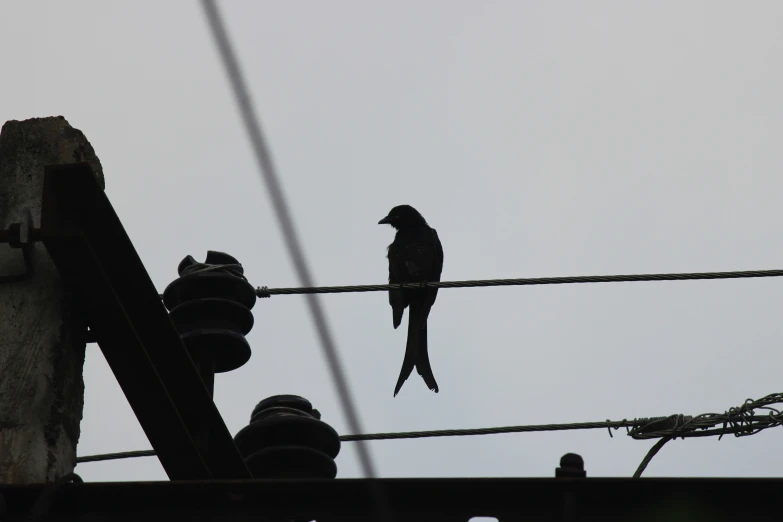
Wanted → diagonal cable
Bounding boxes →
[200,0,376,479]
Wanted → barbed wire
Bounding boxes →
[255,268,783,297]
[75,392,783,477]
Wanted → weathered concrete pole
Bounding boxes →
[0,116,104,483]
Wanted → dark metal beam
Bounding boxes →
[1,477,776,521]
[39,163,250,481]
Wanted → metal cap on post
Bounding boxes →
[555,453,586,478]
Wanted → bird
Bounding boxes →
[378,204,444,396]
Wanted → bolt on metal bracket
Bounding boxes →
[0,209,37,283]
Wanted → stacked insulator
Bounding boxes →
[162,251,256,395]
[234,395,341,479]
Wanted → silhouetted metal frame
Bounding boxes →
[1,477,778,521]
[40,162,250,481]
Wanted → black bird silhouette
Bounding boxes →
[378,205,443,396]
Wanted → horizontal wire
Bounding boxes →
[77,450,156,463]
[340,420,633,441]
[255,268,783,297]
[72,419,634,463]
[152,268,783,300]
[76,391,783,473]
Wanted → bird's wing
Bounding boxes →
[397,228,440,282]
[431,228,444,280]
[387,245,405,329]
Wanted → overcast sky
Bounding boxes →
[3,0,783,482]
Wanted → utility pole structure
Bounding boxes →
[0,116,104,483]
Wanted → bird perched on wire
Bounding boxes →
[378,205,444,396]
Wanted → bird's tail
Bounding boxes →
[394,299,439,396]
[393,317,417,397]
[415,324,439,393]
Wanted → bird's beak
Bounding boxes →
[378,215,392,225]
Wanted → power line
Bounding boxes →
[76,392,783,477]
[77,450,156,464]
[75,420,629,464]
[199,0,376,480]
[73,421,631,463]
[340,420,633,441]
[255,268,783,297]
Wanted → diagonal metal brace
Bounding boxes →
[39,162,250,481]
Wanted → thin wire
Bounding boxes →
[255,268,783,297]
[151,268,783,300]
[199,0,376,480]
[76,391,783,479]
[633,437,672,478]
[75,420,632,463]
[77,450,156,463]
[340,420,634,441]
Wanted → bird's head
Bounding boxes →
[378,205,428,229]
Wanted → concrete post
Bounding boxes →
[0,116,104,483]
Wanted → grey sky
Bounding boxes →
[3,0,783,481]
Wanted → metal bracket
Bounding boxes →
[41,162,251,480]
[0,209,37,283]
